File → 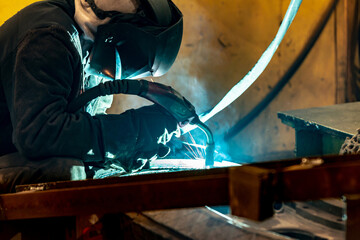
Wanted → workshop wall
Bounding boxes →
[2,0,337,162]
[158,0,337,162]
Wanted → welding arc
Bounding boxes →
[224,0,338,140]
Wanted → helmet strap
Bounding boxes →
[85,0,119,20]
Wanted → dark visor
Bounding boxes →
[88,0,183,80]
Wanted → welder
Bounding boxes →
[0,0,184,193]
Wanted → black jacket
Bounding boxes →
[0,0,143,163]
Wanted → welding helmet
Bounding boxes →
[87,0,183,80]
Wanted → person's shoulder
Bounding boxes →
[0,0,80,64]
[18,0,81,56]
[18,0,76,33]
[19,25,82,62]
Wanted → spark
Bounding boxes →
[189,132,204,159]
[182,142,218,154]
[181,132,208,160]
[185,152,192,160]
[184,143,198,159]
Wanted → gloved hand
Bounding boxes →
[104,104,180,172]
[134,104,180,159]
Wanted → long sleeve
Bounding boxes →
[10,25,106,160]
[0,0,160,165]
[7,24,175,166]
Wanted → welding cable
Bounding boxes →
[67,79,147,112]
[224,0,338,140]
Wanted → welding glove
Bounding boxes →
[100,104,179,172]
[133,104,180,158]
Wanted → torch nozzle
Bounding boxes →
[191,118,215,167]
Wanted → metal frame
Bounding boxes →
[2,154,360,239]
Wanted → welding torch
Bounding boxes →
[67,79,215,167]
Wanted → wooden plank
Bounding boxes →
[229,154,360,220]
[0,168,229,221]
[229,155,360,220]
[277,159,360,201]
[229,166,275,221]
[4,154,360,223]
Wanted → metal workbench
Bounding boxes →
[278,102,360,157]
